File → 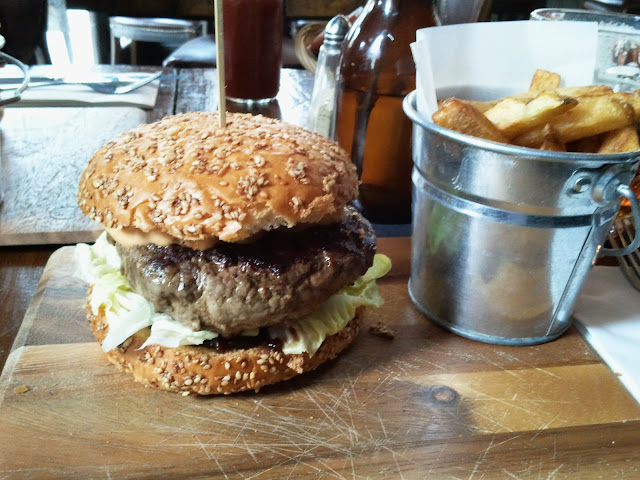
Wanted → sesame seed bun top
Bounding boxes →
[77,112,358,243]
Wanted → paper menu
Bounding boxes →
[411,20,600,118]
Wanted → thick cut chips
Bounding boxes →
[432,69,640,154]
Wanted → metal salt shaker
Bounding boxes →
[307,15,350,138]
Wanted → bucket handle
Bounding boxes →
[601,183,640,256]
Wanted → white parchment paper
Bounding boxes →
[411,20,599,119]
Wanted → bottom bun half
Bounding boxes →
[88,302,362,395]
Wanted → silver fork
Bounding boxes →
[609,215,640,291]
[17,71,162,95]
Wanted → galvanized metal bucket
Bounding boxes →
[403,91,640,345]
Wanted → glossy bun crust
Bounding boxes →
[78,112,358,243]
[88,302,362,395]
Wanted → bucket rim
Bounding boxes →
[402,91,640,164]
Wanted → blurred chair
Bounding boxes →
[163,34,301,69]
[489,0,547,20]
[162,3,364,70]
[109,16,205,65]
[0,0,48,63]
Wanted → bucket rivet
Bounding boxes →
[573,177,591,193]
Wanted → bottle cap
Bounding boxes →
[324,15,350,45]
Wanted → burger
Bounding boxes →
[75,112,390,395]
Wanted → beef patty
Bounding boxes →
[115,207,376,336]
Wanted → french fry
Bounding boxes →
[437,98,500,113]
[553,96,635,142]
[432,98,509,143]
[529,69,561,94]
[553,85,613,97]
[513,96,635,145]
[612,91,640,122]
[432,69,640,155]
[484,91,577,139]
[462,85,612,113]
[539,125,566,152]
[598,125,640,153]
[462,99,499,113]
[511,125,545,148]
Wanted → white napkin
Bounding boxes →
[411,20,599,119]
[573,266,640,404]
[0,66,159,109]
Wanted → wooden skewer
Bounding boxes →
[214,0,226,128]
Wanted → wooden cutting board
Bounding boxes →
[1,239,640,479]
[0,107,147,246]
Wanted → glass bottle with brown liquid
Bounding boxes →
[333,0,439,224]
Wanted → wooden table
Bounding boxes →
[0,65,639,478]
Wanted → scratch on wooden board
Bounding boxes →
[255,453,347,480]
[360,372,395,406]
[531,413,562,440]
[494,351,562,379]
[305,389,360,444]
[242,438,258,463]
[534,367,561,379]
[466,434,499,480]
[102,466,113,480]
[213,456,231,480]
[467,449,485,480]
[475,353,518,377]
[382,445,417,472]
[147,370,422,477]
[388,448,405,480]
[193,434,215,460]
[377,413,388,440]
[546,463,564,479]
[501,470,523,479]
[473,410,515,433]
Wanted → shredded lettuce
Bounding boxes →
[75,232,391,357]
[141,316,218,349]
[269,254,391,357]
[75,232,173,352]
